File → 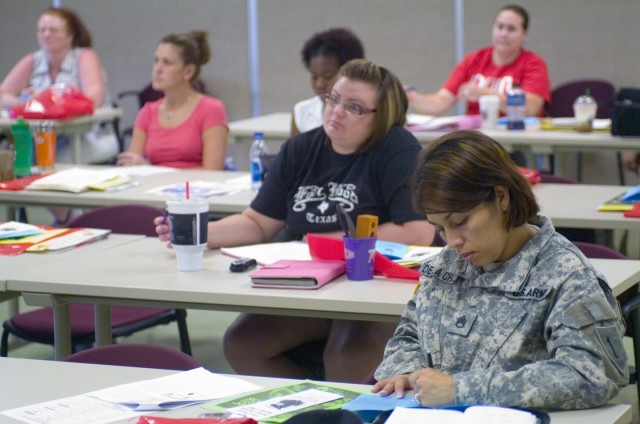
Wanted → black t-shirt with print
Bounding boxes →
[250,126,426,240]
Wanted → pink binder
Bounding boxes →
[250,259,346,289]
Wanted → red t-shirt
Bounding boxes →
[443,46,551,115]
[134,95,228,168]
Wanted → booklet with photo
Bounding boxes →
[204,380,368,423]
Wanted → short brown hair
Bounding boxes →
[332,59,407,153]
[411,130,539,228]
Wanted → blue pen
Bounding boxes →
[161,210,168,225]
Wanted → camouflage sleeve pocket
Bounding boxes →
[561,295,617,329]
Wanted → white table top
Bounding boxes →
[8,235,640,360]
[0,358,631,424]
[1,169,635,230]
[7,237,640,318]
[8,237,416,322]
[228,112,640,151]
[0,167,254,215]
[0,234,143,285]
[533,183,636,230]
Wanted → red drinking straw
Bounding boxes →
[186,181,190,200]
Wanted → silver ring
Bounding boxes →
[414,393,421,404]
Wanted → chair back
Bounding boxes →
[129,79,209,109]
[539,173,579,184]
[572,241,627,260]
[63,343,201,370]
[546,79,615,119]
[66,204,164,237]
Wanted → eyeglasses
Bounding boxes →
[321,93,377,116]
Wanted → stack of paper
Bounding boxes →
[221,241,312,265]
[0,368,263,423]
[0,221,44,239]
[147,176,251,198]
[25,168,134,193]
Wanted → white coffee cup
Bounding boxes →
[166,197,209,272]
[479,95,500,130]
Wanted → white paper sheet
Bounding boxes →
[1,395,139,424]
[88,368,262,411]
[0,368,263,423]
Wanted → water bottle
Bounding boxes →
[10,118,33,177]
[573,89,597,133]
[250,132,269,191]
[506,83,526,130]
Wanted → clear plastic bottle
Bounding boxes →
[249,132,269,191]
[573,89,597,132]
[506,83,526,130]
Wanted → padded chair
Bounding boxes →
[539,172,579,184]
[63,343,201,370]
[0,204,192,357]
[545,79,622,184]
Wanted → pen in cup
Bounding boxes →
[336,204,355,238]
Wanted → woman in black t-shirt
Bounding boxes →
[156,59,435,382]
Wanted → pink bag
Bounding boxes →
[9,82,94,120]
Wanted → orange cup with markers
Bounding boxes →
[34,122,56,171]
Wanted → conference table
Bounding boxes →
[0,358,631,424]
[228,112,640,174]
[0,165,637,230]
[0,107,123,164]
[0,167,253,217]
[0,234,144,322]
[7,236,640,360]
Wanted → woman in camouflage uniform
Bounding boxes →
[372,130,628,410]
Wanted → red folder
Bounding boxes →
[307,233,421,281]
[0,174,50,190]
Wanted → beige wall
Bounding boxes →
[1,0,639,183]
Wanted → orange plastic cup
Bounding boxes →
[34,122,56,171]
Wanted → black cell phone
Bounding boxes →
[229,257,257,272]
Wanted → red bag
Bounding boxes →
[9,82,94,120]
[516,166,541,185]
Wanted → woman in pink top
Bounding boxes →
[407,5,550,117]
[117,31,228,169]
